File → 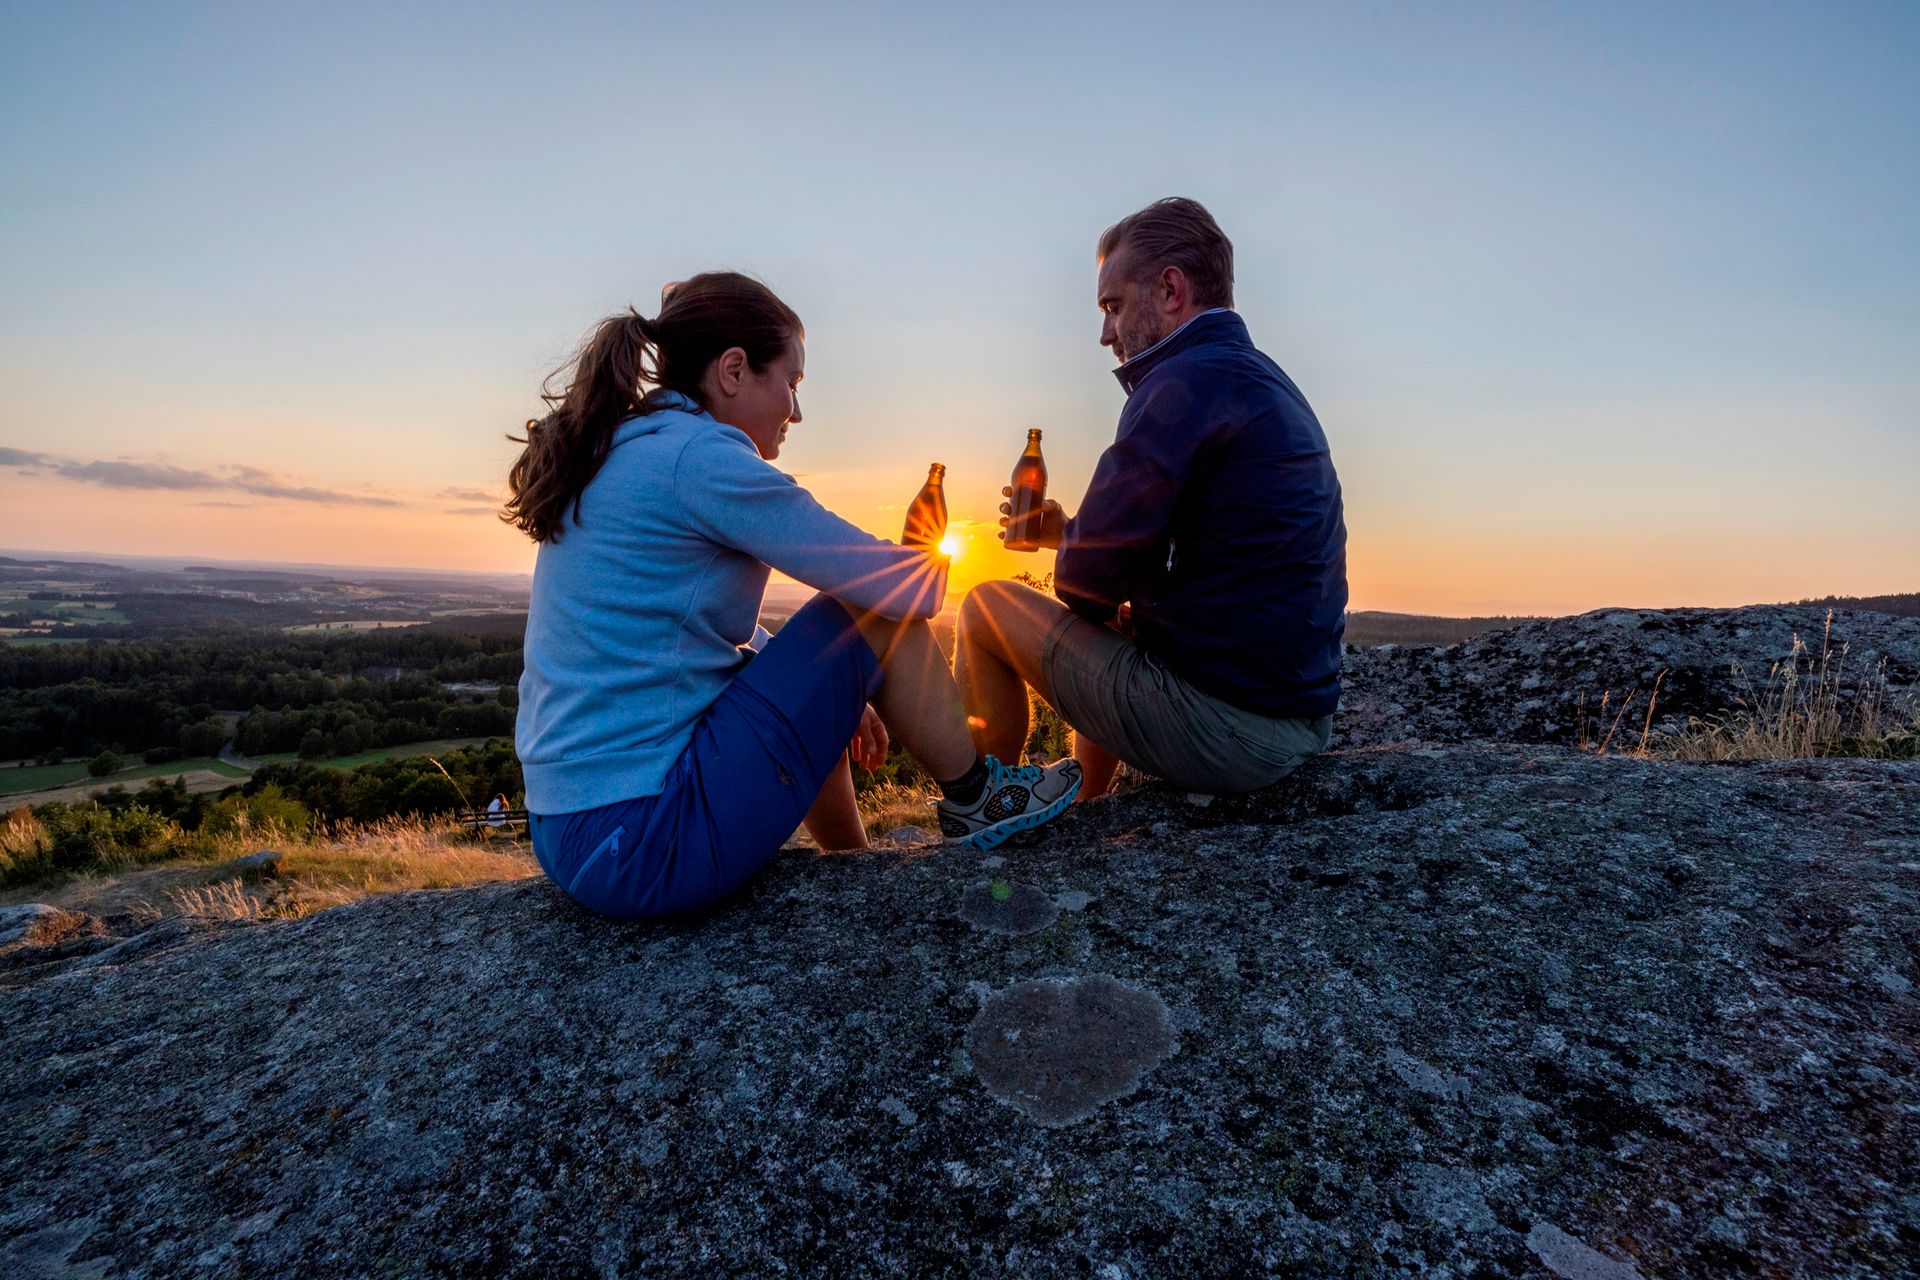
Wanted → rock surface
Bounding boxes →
[0,902,101,958]
[1338,605,1920,749]
[3,738,1916,1277]
[230,848,285,877]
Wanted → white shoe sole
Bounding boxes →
[952,773,1083,851]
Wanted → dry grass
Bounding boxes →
[782,781,941,852]
[857,782,940,839]
[2,816,537,922]
[1,806,47,869]
[1658,611,1918,762]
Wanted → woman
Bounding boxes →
[505,273,1080,922]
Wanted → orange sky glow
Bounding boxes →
[3,458,1911,618]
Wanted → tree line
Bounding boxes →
[1,628,523,761]
[46,738,524,838]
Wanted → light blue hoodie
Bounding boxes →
[515,393,946,814]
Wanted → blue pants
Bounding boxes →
[529,595,883,921]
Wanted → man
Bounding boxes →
[955,197,1347,797]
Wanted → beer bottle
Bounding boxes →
[904,462,947,551]
[1004,429,1047,552]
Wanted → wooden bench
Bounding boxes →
[456,806,529,835]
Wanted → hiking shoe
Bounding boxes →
[936,754,1083,850]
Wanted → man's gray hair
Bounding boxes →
[1097,197,1235,309]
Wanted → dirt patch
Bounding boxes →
[4,769,243,811]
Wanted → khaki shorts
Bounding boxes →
[1041,614,1333,795]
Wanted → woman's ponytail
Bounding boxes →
[502,309,651,543]
[502,272,802,543]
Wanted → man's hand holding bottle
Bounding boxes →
[997,487,1067,549]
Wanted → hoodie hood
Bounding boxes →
[612,390,714,448]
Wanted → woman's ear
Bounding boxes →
[711,347,749,397]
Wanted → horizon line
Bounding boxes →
[3,545,1913,623]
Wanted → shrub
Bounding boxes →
[87,750,123,777]
[143,745,183,765]
[4,802,175,885]
[202,784,312,838]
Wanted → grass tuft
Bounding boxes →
[1659,611,1918,761]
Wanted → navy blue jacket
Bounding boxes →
[1055,310,1347,719]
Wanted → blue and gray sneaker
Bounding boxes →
[935,754,1083,850]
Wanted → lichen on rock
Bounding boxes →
[964,974,1175,1126]
[958,879,1059,935]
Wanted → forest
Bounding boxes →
[0,626,522,761]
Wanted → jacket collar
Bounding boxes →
[612,388,716,448]
[642,387,712,418]
[1113,308,1242,394]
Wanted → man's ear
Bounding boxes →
[712,347,748,396]
[1158,266,1189,315]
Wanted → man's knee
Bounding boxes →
[960,579,1055,643]
[958,580,1015,653]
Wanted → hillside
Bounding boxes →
[2,606,1916,1277]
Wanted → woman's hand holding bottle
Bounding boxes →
[903,462,947,552]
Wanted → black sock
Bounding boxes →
[938,756,989,806]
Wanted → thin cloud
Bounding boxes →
[439,486,497,503]
[229,465,402,507]
[58,459,224,491]
[446,505,499,517]
[20,452,404,507]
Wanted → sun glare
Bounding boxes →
[939,534,963,560]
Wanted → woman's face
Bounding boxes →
[708,337,805,460]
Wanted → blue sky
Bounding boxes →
[2,1,1915,610]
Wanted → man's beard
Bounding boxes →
[1117,314,1170,364]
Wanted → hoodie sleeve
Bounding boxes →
[674,428,947,621]
[1055,370,1205,622]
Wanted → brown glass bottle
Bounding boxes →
[1004,429,1047,552]
[903,462,947,551]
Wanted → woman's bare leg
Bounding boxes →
[803,755,868,851]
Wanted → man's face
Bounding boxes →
[1096,244,1167,366]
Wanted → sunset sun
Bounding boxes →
[939,533,963,560]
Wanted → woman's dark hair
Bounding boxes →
[503,272,802,542]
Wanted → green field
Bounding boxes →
[0,756,252,799]
[283,620,427,633]
[44,600,126,623]
[0,761,88,794]
[251,737,501,771]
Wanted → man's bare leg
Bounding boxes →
[1073,732,1122,801]
[802,755,867,851]
[954,580,1072,763]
